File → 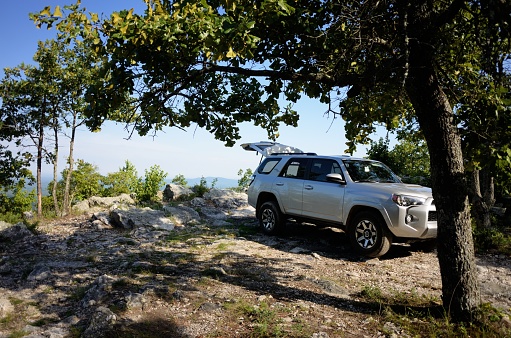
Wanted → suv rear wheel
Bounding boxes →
[348,211,392,257]
[258,201,284,235]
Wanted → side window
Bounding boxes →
[257,158,281,174]
[309,159,342,182]
[280,158,308,179]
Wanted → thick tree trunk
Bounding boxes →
[406,45,480,322]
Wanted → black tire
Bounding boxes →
[258,201,284,235]
[348,211,392,258]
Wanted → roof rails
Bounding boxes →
[269,152,317,156]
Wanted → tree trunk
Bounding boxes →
[36,110,44,217]
[63,113,77,216]
[52,120,60,216]
[406,43,480,322]
[470,168,494,229]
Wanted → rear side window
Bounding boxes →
[280,158,308,179]
[257,158,281,174]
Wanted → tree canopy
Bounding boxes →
[32,0,511,322]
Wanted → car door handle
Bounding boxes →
[276,183,284,186]
[304,185,313,190]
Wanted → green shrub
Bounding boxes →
[192,176,210,197]
[0,177,35,223]
[171,174,188,187]
[234,168,253,192]
[102,160,139,196]
[473,226,511,255]
[136,165,168,202]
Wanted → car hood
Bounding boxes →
[358,182,433,198]
[241,141,304,157]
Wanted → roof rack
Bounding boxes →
[269,152,317,156]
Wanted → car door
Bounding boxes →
[301,159,346,223]
[272,157,309,216]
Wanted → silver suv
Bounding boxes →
[242,142,437,257]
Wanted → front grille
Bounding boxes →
[428,211,437,222]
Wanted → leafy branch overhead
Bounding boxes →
[31,0,420,148]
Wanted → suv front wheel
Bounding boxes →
[348,211,392,257]
[258,201,284,235]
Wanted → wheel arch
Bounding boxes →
[346,205,391,233]
[256,192,281,218]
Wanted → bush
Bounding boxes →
[102,160,139,196]
[192,176,216,197]
[235,168,253,192]
[136,165,168,202]
[473,225,511,255]
[171,174,188,187]
[0,177,35,223]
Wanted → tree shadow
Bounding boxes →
[0,215,444,338]
[246,219,415,261]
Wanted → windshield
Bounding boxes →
[343,159,401,183]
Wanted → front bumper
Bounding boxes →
[385,202,437,239]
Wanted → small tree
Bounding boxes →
[137,165,167,202]
[236,168,253,192]
[62,159,104,202]
[192,176,211,198]
[102,160,139,196]
[171,174,188,187]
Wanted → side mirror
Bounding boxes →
[326,173,346,185]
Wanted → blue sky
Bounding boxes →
[1,1,372,180]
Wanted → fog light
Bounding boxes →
[405,214,413,223]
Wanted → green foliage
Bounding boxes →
[366,138,395,170]
[0,146,33,189]
[45,159,104,213]
[473,225,511,256]
[192,176,211,198]
[68,160,104,201]
[102,160,139,196]
[0,177,35,223]
[235,168,253,192]
[171,174,188,187]
[367,137,431,186]
[136,165,168,202]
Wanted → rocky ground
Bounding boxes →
[0,189,510,338]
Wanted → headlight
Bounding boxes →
[392,194,426,206]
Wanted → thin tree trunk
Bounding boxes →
[470,168,494,229]
[52,119,60,216]
[63,113,77,216]
[36,109,45,217]
[406,42,480,322]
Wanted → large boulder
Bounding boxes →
[109,207,174,231]
[73,194,135,213]
[203,189,249,209]
[0,223,33,242]
[163,205,201,225]
[163,184,193,201]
